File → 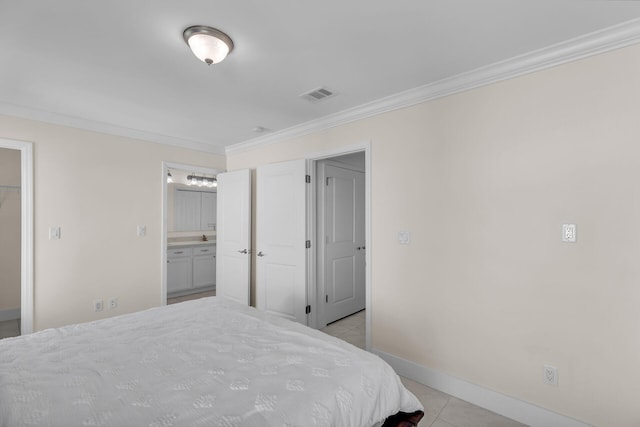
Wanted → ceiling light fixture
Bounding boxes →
[183,25,234,65]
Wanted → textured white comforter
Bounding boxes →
[0,297,422,426]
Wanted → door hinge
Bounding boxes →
[306,305,311,314]
[326,177,330,186]
[305,174,311,183]
[325,295,328,303]
[305,240,311,249]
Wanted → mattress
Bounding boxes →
[0,297,423,426]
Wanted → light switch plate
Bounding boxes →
[137,225,146,237]
[398,231,411,245]
[562,224,576,243]
[49,226,61,240]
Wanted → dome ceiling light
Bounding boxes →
[183,25,234,65]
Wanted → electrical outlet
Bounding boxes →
[562,224,576,243]
[108,297,118,309]
[543,365,558,386]
[94,299,104,312]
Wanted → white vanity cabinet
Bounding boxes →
[193,246,216,288]
[167,244,216,294]
[167,247,193,293]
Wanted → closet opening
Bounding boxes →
[0,138,33,336]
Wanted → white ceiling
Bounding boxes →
[2,1,640,154]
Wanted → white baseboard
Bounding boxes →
[373,349,593,427]
[0,308,20,322]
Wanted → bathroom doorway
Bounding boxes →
[161,162,221,305]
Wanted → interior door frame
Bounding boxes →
[161,161,222,306]
[0,138,34,335]
[307,141,371,350]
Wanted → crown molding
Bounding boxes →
[4,17,640,158]
[0,102,226,155]
[226,17,640,155]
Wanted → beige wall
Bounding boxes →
[0,115,225,330]
[227,44,640,427]
[0,147,21,312]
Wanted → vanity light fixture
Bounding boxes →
[183,25,234,65]
[187,174,217,188]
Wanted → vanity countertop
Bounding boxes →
[167,240,216,248]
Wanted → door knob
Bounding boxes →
[257,251,265,257]
[238,249,248,254]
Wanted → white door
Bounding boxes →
[323,164,365,324]
[256,159,308,324]
[216,169,251,305]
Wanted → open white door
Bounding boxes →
[323,164,365,323]
[256,159,308,324]
[216,169,251,305]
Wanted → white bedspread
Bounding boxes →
[0,297,422,426]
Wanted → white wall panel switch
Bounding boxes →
[562,224,576,243]
[49,226,61,240]
[137,225,146,237]
[398,231,411,245]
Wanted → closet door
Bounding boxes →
[256,159,308,324]
[322,164,365,324]
[216,169,251,305]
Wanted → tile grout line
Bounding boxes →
[430,396,453,427]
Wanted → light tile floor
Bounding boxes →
[1,296,527,427]
[321,311,527,427]
[167,289,216,305]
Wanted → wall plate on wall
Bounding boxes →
[562,224,576,243]
[49,226,61,240]
[398,231,410,245]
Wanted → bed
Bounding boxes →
[0,297,423,426]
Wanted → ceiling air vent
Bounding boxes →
[300,86,337,103]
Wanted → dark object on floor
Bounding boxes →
[382,410,425,426]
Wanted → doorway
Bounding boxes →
[308,143,370,349]
[161,162,221,306]
[316,154,366,325]
[0,138,33,335]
